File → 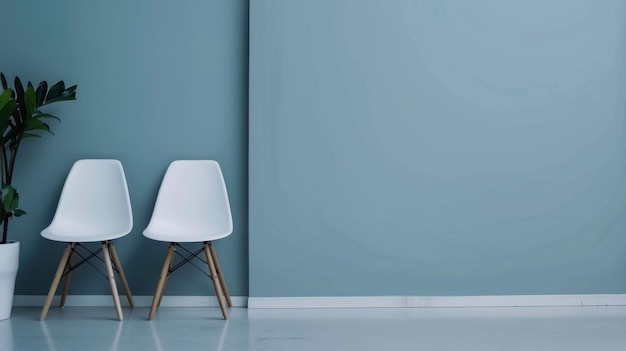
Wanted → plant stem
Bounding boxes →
[7,138,20,184]
[0,144,6,184]
[0,141,6,244]
[1,216,7,244]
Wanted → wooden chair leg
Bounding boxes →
[108,241,134,307]
[40,243,74,321]
[204,242,228,320]
[208,242,232,307]
[157,253,174,308]
[148,244,176,320]
[59,247,76,307]
[102,242,123,321]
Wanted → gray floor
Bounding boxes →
[2,306,626,350]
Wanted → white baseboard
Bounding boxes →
[15,294,626,309]
[13,295,248,308]
[247,294,626,309]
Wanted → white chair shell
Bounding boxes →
[143,160,234,320]
[40,159,134,321]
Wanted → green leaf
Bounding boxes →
[35,80,48,107]
[22,132,42,139]
[24,118,51,133]
[0,73,7,91]
[10,192,19,211]
[13,77,24,95]
[46,80,66,100]
[13,209,25,217]
[32,111,61,123]
[24,86,37,119]
[0,99,15,136]
[0,88,11,102]
[0,91,16,123]
[1,184,16,212]
[13,76,25,122]
[42,84,77,105]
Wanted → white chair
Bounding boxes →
[143,160,233,320]
[40,159,134,321]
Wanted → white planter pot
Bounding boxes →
[0,241,19,320]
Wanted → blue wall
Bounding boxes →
[1,0,249,296]
[249,0,626,296]
[4,0,626,299]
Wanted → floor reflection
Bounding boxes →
[11,306,626,351]
[40,317,123,351]
[0,319,13,351]
[149,317,230,351]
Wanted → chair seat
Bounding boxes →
[143,220,231,243]
[41,226,130,243]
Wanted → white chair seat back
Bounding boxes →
[143,160,233,242]
[41,159,133,242]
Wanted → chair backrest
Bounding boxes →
[44,159,133,240]
[146,160,233,240]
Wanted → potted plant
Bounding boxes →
[0,72,77,319]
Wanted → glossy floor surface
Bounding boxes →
[2,306,626,350]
